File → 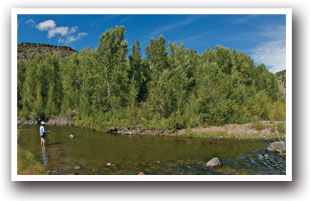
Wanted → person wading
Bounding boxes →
[39,121,50,147]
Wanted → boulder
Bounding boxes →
[73,166,80,170]
[267,141,286,153]
[122,128,132,135]
[204,157,220,168]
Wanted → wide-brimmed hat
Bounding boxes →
[41,121,45,125]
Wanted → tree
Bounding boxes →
[17,61,26,110]
[129,40,150,102]
[21,53,61,119]
[95,25,129,112]
[17,25,284,131]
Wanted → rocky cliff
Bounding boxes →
[17,42,77,63]
[275,70,286,100]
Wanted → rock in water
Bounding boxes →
[257,154,264,160]
[73,166,80,170]
[138,172,145,175]
[69,134,74,138]
[106,163,112,167]
[267,141,286,153]
[204,157,220,168]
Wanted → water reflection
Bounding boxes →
[41,146,48,167]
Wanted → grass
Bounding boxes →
[17,146,46,175]
[277,122,286,134]
[252,121,266,131]
[178,132,228,139]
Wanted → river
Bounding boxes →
[18,125,286,175]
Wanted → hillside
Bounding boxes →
[275,70,286,99]
[17,42,77,63]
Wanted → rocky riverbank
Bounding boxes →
[107,121,286,140]
[18,117,74,126]
[18,117,285,140]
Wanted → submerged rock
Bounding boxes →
[267,141,286,153]
[204,157,220,168]
[73,166,80,170]
[257,154,264,160]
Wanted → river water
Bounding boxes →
[18,125,286,175]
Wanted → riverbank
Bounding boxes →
[18,117,285,140]
[17,146,46,175]
[176,121,286,140]
[108,121,285,140]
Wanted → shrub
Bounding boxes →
[252,121,265,131]
[277,122,286,134]
[268,101,286,121]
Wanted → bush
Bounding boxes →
[252,121,265,131]
[268,101,286,121]
[277,122,286,134]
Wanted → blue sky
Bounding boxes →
[17,14,286,73]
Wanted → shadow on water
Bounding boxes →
[18,125,286,175]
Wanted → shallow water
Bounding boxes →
[18,125,286,175]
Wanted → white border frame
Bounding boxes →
[11,8,292,181]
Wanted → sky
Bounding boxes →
[17,14,286,73]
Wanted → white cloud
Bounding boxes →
[250,25,286,73]
[69,26,78,34]
[25,19,35,27]
[77,32,88,38]
[251,40,286,73]
[58,32,88,44]
[35,19,87,44]
[48,26,69,38]
[36,20,56,31]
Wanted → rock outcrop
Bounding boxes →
[275,70,286,100]
[17,42,77,63]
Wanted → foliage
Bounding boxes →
[17,26,285,132]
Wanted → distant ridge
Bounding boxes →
[17,42,77,63]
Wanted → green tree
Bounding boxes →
[17,61,26,110]
[95,25,129,113]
